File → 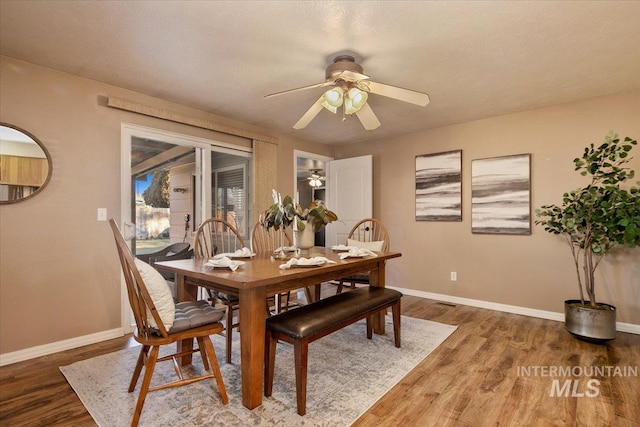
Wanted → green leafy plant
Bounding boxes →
[535,132,640,308]
[293,199,339,232]
[261,190,338,233]
[142,170,170,208]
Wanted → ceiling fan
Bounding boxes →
[307,170,325,188]
[264,55,430,130]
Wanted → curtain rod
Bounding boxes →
[106,96,278,144]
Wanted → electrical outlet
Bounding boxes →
[97,208,107,221]
[450,272,457,281]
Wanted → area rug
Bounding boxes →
[60,315,457,426]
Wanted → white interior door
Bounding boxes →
[325,155,373,246]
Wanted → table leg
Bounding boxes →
[176,273,198,302]
[239,286,267,409]
[303,286,314,304]
[369,261,387,335]
[176,273,197,365]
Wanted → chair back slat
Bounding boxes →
[347,218,390,251]
[109,219,169,338]
[250,222,292,254]
[194,218,246,260]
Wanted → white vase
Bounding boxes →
[295,221,315,250]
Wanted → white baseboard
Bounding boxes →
[0,328,124,367]
[391,287,640,335]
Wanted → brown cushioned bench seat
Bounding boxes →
[264,286,402,416]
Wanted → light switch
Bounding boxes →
[97,208,107,221]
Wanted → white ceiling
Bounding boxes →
[1,1,639,146]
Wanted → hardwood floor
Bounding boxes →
[1,293,638,426]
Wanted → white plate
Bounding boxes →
[206,260,245,269]
[291,261,325,268]
[274,246,297,253]
[229,253,255,259]
[331,245,353,252]
[287,257,327,268]
[213,252,255,260]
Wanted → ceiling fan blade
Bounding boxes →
[355,103,381,130]
[365,81,430,106]
[264,81,334,99]
[337,70,370,82]
[293,96,325,129]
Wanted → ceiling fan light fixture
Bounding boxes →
[344,87,368,114]
[323,87,343,108]
[320,100,338,114]
[343,97,356,115]
[308,170,325,187]
[348,87,367,109]
[309,177,323,187]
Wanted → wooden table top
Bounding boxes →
[154,247,402,293]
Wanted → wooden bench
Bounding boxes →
[264,286,402,416]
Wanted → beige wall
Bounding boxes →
[335,90,640,324]
[0,56,329,354]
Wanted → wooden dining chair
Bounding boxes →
[336,218,390,294]
[193,217,246,363]
[109,219,228,427]
[250,222,312,311]
[250,221,292,254]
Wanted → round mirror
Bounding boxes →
[0,123,53,204]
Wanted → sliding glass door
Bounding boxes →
[120,123,251,330]
[210,152,250,241]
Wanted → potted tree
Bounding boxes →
[535,132,640,341]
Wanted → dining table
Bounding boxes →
[154,246,402,410]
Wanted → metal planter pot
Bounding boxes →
[564,299,616,342]
[294,221,315,250]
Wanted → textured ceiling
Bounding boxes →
[1,1,639,146]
